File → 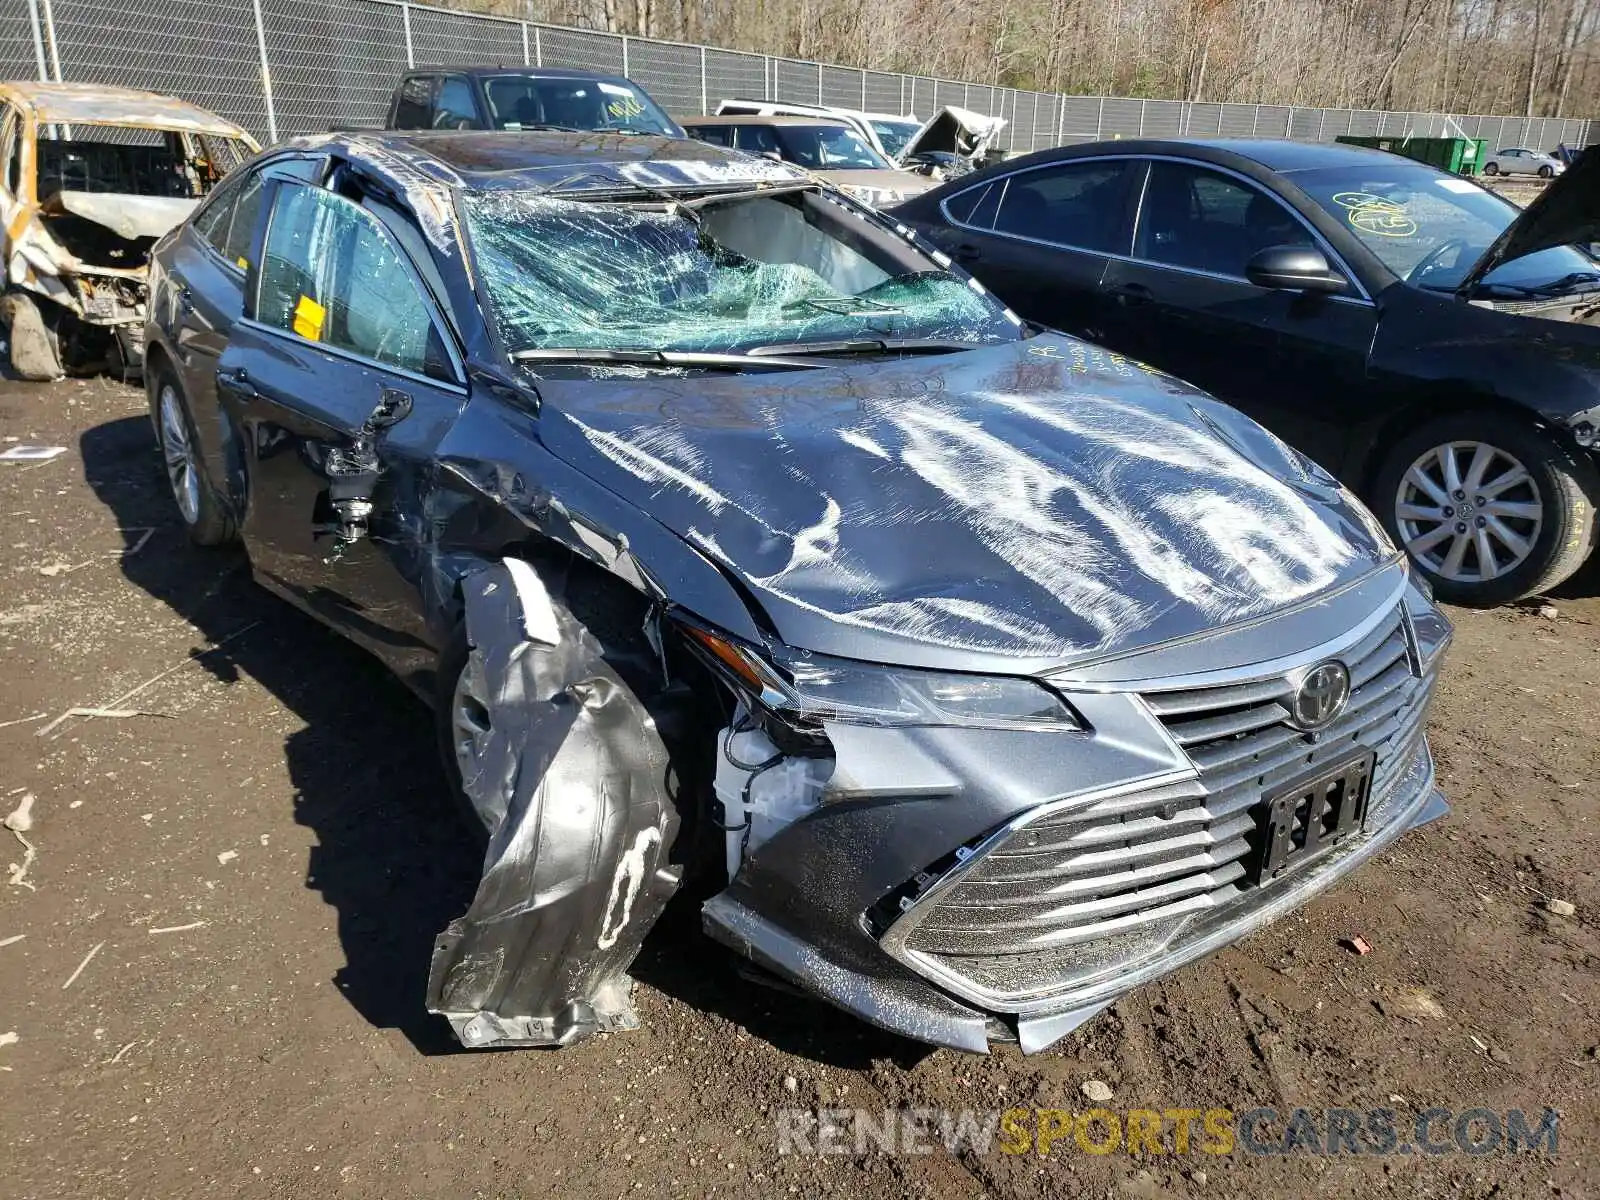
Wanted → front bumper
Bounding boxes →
[703,563,1451,1053]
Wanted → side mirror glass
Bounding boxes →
[1246,245,1349,295]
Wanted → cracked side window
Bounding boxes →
[257,183,444,377]
[221,173,264,269]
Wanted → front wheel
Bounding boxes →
[1539,164,1555,178]
[1372,412,1599,606]
[1482,161,1499,176]
[435,622,493,846]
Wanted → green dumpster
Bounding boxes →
[1336,135,1489,175]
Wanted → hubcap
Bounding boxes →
[158,384,201,526]
[451,648,493,790]
[1395,440,1543,583]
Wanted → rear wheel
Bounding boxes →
[1372,412,1599,606]
[153,365,234,546]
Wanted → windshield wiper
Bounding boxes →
[790,295,905,316]
[743,337,985,358]
[510,347,806,371]
[1471,271,1600,300]
[1517,271,1600,296]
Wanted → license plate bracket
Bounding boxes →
[1247,752,1376,884]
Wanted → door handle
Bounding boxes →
[216,366,258,398]
[951,242,982,262]
[1112,282,1153,306]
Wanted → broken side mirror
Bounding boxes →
[321,386,412,560]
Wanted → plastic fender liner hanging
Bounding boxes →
[426,559,684,1049]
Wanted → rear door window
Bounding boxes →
[691,125,733,147]
[943,179,1002,230]
[221,173,265,269]
[257,183,450,379]
[193,170,246,254]
[990,160,1136,253]
[393,76,434,129]
[193,169,265,271]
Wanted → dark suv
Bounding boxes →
[386,66,685,138]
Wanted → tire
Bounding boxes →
[1539,164,1555,178]
[151,364,235,546]
[1,291,61,380]
[435,621,492,848]
[1371,411,1600,607]
[1482,161,1499,176]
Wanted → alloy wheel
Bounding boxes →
[158,384,201,526]
[1395,440,1543,583]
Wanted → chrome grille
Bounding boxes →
[898,604,1437,997]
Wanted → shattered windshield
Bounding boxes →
[481,75,677,136]
[463,187,1021,358]
[1293,164,1600,294]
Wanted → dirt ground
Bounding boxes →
[0,375,1596,1200]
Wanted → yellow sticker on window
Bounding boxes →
[291,293,325,341]
[235,256,249,270]
[1331,191,1417,238]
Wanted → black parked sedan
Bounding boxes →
[896,138,1600,605]
[142,130,1448,1055]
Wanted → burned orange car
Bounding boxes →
[0,82,258,379]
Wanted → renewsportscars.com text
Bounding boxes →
[775,1105,1560,1158]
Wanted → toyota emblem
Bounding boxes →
[1290,661,1351,731]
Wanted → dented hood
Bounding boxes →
[43,192,199,241]
[1458,148,1600,294]
[537,335,1392,672]
[901,107,1007,163]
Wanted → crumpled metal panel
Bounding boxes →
[426,560,683,1049]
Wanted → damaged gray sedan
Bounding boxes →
[144,131,1452,1054]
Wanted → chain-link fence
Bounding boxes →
[2,0,1592,155]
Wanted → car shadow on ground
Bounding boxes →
[80,414,926,1070]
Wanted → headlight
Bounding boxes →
[683,626,1082,731]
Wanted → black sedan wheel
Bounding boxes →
[1374,412,1599,606]
[434,622,492,846]
[152,366,235,546]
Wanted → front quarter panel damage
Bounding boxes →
[426,560,684,1048]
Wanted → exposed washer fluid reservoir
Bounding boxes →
[715,723,833,882]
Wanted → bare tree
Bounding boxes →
[470,0,1600,124]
